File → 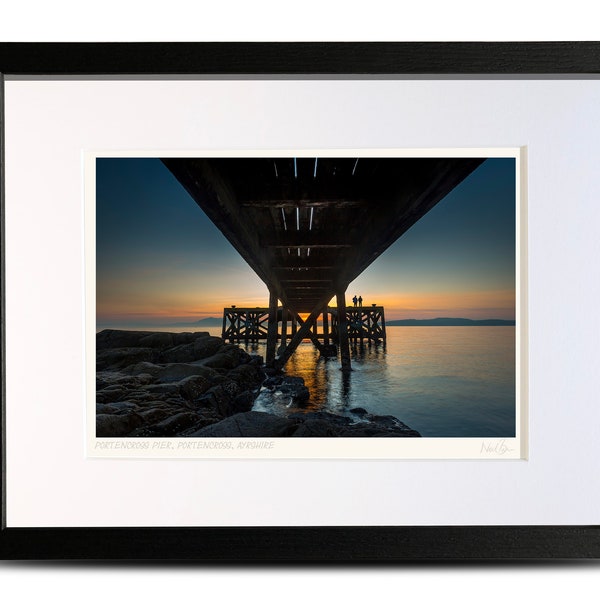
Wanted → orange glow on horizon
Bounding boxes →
[98,287,514,324]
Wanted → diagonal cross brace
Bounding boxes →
[271,293,333,370]
[288,311,327,352]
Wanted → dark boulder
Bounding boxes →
[138,407,172,425]
[190,411,297,437]
[173,331,209,345]
[137,412,204,436]
[159,343,197,363]
[157,363,217,383]
[178,375,212,401]
[196,381,244,417]
[139,332,175,349]
[96,347,159,370]
[193,336,225,359]
[227,364,265,389]
[96,329,155,350]
[292,419,341,437]
[121,362,164,377]
[96,413,144,437]
[201,351,239,370]
[96,386,128,404]
[276,376,310,404]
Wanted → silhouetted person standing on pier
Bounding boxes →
[352,295,358,307]
[358,295,363,307]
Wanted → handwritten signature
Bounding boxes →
[480,439,515,456]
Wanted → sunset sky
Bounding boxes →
[96,157,515,327]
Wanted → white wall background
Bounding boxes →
[2,2,600,599]
[5,77,599,528]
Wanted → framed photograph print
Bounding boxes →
[2,42,600,560]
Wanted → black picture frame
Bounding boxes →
[2,42,600,562]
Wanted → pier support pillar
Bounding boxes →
[221,308,227,340]
[291,315,297,336]
[323,309,330,345]
[336,289,352,372]
[266,291,278,365]
[278,307,288,355]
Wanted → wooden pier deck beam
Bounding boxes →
[165,156,484,367]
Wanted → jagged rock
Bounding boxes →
[216,344,250,365]
[228,364,265,389]
[122,362,164,377]
[177,414,222,436]
[178,375,212,401]
[97,347,159,370]
[289,410,421,437]
[189,411,298,437]
[274,376,310,404]
[137,412,204,436]
[197,381,244,417]
[96,400,140,414]
[263,375,284,389]
[96,329,156,350]
[96,386,128,404]
[144,383,181,396]
[138,407,172,424]
[97,329,209,351]
[161,336,225,366]
[160,342,197,363]
[248,355,264,367]
[96,373,155,389]
[96,329,420,439]
[231,390,256,413]
[193,336,226,359]
[157,363,217,383]
[200,352,239,370]
[161,335,225,362]
[139,332,175,349]
[292,419,340,437]
[96,413,144,437]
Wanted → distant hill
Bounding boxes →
[386,318,515,326]
[167,317,222,327]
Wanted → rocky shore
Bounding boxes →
[96,330,421,438]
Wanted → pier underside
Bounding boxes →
[163,156,484,370]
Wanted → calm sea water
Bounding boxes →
[97,324,515,437]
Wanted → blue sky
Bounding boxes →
[96,157,515,325]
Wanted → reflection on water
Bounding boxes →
[97,324,516,437]
[281,339,387,412]
[245,327,516,438]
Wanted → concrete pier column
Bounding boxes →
[266,291,279,365]
[336,289,352,372]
